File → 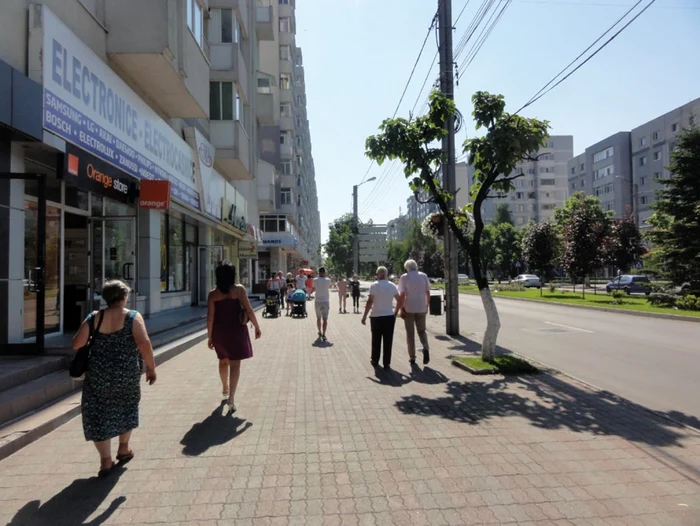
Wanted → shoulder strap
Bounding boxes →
[94,310,104,333]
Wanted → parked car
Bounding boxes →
[457,274,469,284]
[511,274,542,288]
[606,275,651,295]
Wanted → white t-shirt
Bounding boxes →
[398,271,431,313]
[296,275,307,290]
[369,280,399,317]
[313,277,332,303]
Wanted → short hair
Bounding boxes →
[102,280,130,307]
[404,259,419,272]
[215,261,237,294]
[377,266,388,278]
[318,267,326,275]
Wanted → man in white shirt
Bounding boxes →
[362,266,402,369]
[295,270,307,291]
[398,259,431,365]
[311,267,332,341]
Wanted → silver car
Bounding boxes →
[511,274,542,288]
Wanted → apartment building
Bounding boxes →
[387,214,411,241]
[0,0,304,351]
[255,0,321,279]
[405,162,468,223]
[470,136,573,226]
[569,97,700,229]
[567,133,632,217]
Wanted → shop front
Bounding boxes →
[257,226,298,288]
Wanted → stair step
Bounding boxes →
[0,356,69,394]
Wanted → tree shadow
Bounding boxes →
[366,366,412,387]
[409,364,450,385]
[180,402,253,456]
[7,466,127,526]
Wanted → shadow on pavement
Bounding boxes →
[7,466,127,526]
[311,339,334,348]
[181,402,253,456]
[367,367,412,387]
[410,364,449,385]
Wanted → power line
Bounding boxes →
[515,0,655,114]
[458,0,512,72]
[514,0,697,8]
[455,0,472,24]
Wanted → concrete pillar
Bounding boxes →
[138,209,161,316]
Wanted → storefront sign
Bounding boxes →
[193,128,224,220]
[139,180,171,209]
[222,198,248,232]
[32,5,200,209]
[262,233,297,248]
[238,240,257,259]
[63,144,134,203]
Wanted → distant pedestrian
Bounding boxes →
[349,274,361,313]
[286,272,295,315]
[398,259,432,365]
[306,274,314,298]
[207,261,261,413]
[337,276,348,313]
[72,280,157,478]
[362,266,402,370]
[311,267,332,341]
[277,271,286,309]
[296,269,307,291]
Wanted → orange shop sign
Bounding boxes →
[139,180,171,210]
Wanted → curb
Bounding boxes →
[0,305,261,461]
[460,291,700,323]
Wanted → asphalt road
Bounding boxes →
[432,293,700,426]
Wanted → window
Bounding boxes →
[671,123,679,133]
[281,161,293,175]
[539,167,553,173]
[571,182,576,190]
[160,213,189,292]
[580,163,585,172]
[279,0,290,4]
[257,77,271,94]
[281,188,292,205]
[280,102,292,117]
[529,180,535,187]
[639,137,647,147]
[527,168,535,175]
[542,204,556,211]
[296,95,303,106]
[690,115,696,126]
[593,147,614,163]
[280,45,291,61]
[515,192,524,199]
[593,164,614,180]
[605,202,613,211]
[639,156,647,166]
[652,131,659,141]
[279,17,291,32]
[187,0,204,48]
[640,176,646,186]
[517,217,525,225]
[220,9,239,43]
[516,204,525,213]
[296,155,303,167]
[279,74,291,90]
[210,82,236,120]
[295,55,303,67]
[594,186,602,197]
[296,136,302,147]
[653,171,661,180]
[641,196,649,205]
[280,131,292,145]
[570,167,576,175]
[604,183,613,194]
[295,116,303,128]
[653,151,661,161]
[527,192,536,199]
[540,179,555,186]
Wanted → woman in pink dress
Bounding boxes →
[207,261,261,413]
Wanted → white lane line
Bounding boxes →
[545,321,594,333]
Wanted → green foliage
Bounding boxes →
[453,355,539,374]
[492,222,522,279]
[676,294,700,311]
[324,214,356,277]
[609,290,626,305]
[554,192,609,232]
[647,293,678,308]
[603,217,645,273]
[493,283,526,292]
[492,203,514,226]
[521,221,560,282]
[647,127,700,290]
[559,194,608,284]
[548,281,556,293]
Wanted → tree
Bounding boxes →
[603,216,645,274]
[492,203,514,226]
[560,194,608,298]
[366,90,549,361]
[479,226,497,279]
[324,214,355,276]
[492,222,522,280]
[554,192,608,232]
[521,221,561,294]
[647,127,700,292]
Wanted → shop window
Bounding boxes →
[160,213,189,292]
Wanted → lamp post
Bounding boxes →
[353,177,377,276]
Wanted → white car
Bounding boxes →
[511,274,541,288]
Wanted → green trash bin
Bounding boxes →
[429,293,443,316]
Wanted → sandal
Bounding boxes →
[98,460,115,478]
[116,450,134,464]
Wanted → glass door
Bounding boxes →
[90,217,137,310]
[198,245,223,305]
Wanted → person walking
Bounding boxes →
[277,271,286,309]
[349,274,361,313]
[337,276,348,314]
[72,280,157,477]
[398,259,432,365]
[311,267,332,341]
[362,266,401,370]
[285,272,295,316]
[207,261,261,413]
[295,269,307,292]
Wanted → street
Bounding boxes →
[429,293,700,427]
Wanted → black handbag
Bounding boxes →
[69,310,104,378]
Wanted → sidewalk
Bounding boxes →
[0,295,698,525]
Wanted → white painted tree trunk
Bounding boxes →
[479,287,501,362]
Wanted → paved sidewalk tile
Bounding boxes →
[1,296,699,525]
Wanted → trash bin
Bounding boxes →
[429,293,443,316]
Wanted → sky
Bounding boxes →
[294,0,700,244]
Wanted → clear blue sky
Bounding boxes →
[294,0,700,244]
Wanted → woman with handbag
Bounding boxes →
[72,280,157,478]
[207,261,261,413]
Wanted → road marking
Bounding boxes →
[545,321,594,333]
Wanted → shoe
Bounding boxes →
[422,349,430,365]
[318,331,323,339]
[344,309,347,314]
[322,334,327,342]
[371,360,379,367]
[116,450,134,464]
[228,396,237,414]
[98,461,115,478]
[409,359,416,365]
[383,364,391,371]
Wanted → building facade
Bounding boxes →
[255,0,321,280]
[0,0,321,352]
[405,162,468,223]
[470,136,573,226]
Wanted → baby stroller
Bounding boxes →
[263,289,281,318]
[290,289,308,318]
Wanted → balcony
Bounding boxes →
[105,0,210,119]
[279,201,297,216]
[280,174,296,188]
[210,120,252,181]
[280,59,293,75]
[280,143,294,158]
[256,4,274,41]
[280,116,294,131]
[257,92,275,125]
[215,0,250,39]
[258,183,275,212]
[210,42,249,102]
[279,30,295,47]
[280,88,293,104]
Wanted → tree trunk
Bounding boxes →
[479,286,501,362]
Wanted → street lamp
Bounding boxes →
[353,177,377,275]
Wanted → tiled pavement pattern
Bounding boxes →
[1,298,699,525]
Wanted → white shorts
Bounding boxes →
[315,302,330,320]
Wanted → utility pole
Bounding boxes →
[438,0,460,336]
[352,184,359,276]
